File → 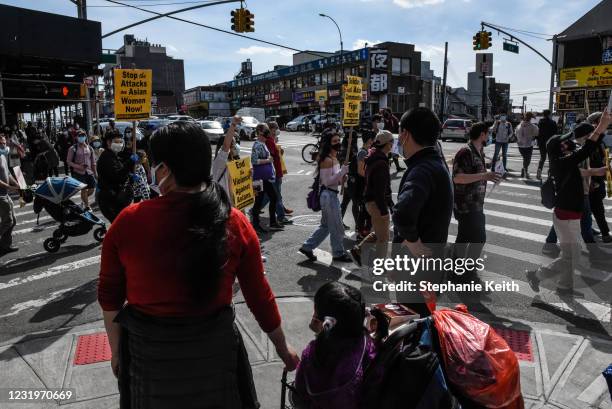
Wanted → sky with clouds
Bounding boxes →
[2,0,603,110]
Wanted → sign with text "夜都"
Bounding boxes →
[343,76,362,127]
[560,65,612,88]
[114,69,152,120]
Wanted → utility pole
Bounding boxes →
[481,54,487,121]
[440,41,448,121]
[548,35,558,113]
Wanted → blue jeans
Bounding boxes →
[492,142,509,171]
[261,178,285,220]
[302,189,346,257]
[546,196,595,244]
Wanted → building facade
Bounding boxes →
[102,34,185,117]
[222,42,423,120]
[183,86,231,119]
[493,82,511,115]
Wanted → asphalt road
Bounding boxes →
[0,130,610,344]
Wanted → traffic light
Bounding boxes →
[481,31,492,49]
[243,9,254,32]
[473,32,482,50]
[231,9,243,32]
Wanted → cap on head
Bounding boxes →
[375,130,394,146]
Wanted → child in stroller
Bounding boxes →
[33,177,106,253]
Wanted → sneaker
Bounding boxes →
[333,253,353,263]
[268,223,285,231]
[542,243,560,256]
[283,207,294,215]
[350,247,362,267]
[555,287,584,298]
[299,247,317,261]
[602,235,612,243]
[278,218,293,225]
[525,270,540,293]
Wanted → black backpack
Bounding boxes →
[362,320,460,409]
[541,171,571,209]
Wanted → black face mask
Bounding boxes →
[332,143,342,151]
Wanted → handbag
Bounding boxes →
[252,163,274,181]
[541,171,571,209]
[306,166,321,212]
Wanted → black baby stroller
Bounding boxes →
[33,177,107,253]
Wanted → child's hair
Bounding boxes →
[313,282,366,368]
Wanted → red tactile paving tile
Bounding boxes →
[73,333,112,365]
[493,327,534,362]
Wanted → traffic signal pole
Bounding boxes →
[481,53,487,121]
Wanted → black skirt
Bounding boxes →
[114,305,259,409]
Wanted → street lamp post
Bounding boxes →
[319,13,344,84]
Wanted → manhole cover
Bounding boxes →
[291,214,321,227]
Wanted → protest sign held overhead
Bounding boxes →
[342,75,363,127]
[226,157,255,210]
[114,68,152,120]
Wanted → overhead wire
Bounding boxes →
[90,0,217,7]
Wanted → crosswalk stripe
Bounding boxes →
[0,287,76,318]
[450,219,547,242]
[0,255,100,291]
[487,181,540,191]
[15,215,52,226]
[484,209,551,226]
[12,223,57,236]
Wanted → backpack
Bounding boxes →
[306,165,321,212]
[362,319,460,409]
[540,171,571,209]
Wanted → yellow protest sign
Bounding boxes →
[227,157,255,210]
[277,144,287,175]
[114,69,152,120]
[343,75,362,127]
[560,65,612,88]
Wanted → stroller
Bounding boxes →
[33,177,107,253]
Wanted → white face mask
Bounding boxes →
[275,129,280,137]
[150,162,170,196]
[110,142,124,153]
[377,122,384,131]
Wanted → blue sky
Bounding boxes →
[2,0,602,110]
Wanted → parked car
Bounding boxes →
[236,107,265,123]
[286,114,315,132]
[167,115,196,122]
[441,119,472,142]
[138,119,170,137]
[97,121,145,141]
[198,120,225,143]
[237,116,259,140]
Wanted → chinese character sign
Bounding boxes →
[343,76,363,127]
[114,69,152,120]
[370,74,388,93]
[369,49,388,94]
[560,64,612,88]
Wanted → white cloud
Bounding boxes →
[415,44,445,60]
[393,0,444,9]
[352,39,381,50]
[236,46,292,57]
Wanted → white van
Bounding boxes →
[236,107,265,123]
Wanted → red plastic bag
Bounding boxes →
[433,307,524,409]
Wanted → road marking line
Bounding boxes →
[485,198,552,213]
[0,256,100,291]
[296,170,304,174]
[450,219,547,242]
[14,209,35,217]
[15,215,52,226]
[306,171,313,175]
[12,223,57,236]
[484,209,551,226]
[577,375,609,404]
[0,287,76,318]
[487,181,540,191]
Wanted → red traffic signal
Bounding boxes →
[61,86,69,97]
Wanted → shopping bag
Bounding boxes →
[433,307,524,409]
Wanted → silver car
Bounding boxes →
[199,120,225,143]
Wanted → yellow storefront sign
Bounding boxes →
[560,65,612,88]
[315,89,328,102]
[227,157,255,210]
[114,69,152,120]
[343,75,362,127]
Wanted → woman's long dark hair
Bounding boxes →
[313,282,366,368]
[316,130,336,166]
[149,121,231,301]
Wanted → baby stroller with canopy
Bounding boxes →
[33,177,107,253]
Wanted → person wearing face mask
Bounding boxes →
[96,131,133,222]
[299,133,352,262]
[452,122,501,265]
[515,113,539,179]
[491,115,513,177]
[527,111,611,297]
[392,107,453,316]
[66,130,96,211]
[89,136,104,162]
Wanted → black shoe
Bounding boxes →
[278,218,293,225]
[299,247,317,261]
[0,246,18,255]
[350,247,362,267]
[268,223,285,231]
[396,166,405,171]
[602,235,612,243]
[333,253,353,263]
[526,269,540,293]
[592,228,601,236]
[555,287,584,298]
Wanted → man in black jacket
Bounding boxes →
[536,109,558,180]
[393,107,453,315]
[527,111,611,297]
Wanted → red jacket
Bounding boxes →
[265,137,283,179]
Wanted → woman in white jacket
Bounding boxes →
[515,112,539,179]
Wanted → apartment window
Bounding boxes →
[314,73,321,86]
[392,58,411,75]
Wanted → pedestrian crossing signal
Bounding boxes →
[473,32,482,50]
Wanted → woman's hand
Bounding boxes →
[111,354,120,378]
[277,345,300,372]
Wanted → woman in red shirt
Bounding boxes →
[98,122,299,409]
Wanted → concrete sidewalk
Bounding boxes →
[0,293,610,409]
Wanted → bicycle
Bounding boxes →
[301,135,320,164]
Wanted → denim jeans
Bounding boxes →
[260,178,285,220]
[302,189,346,257]
[492,142,509,171]
[546,196,595,244]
